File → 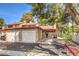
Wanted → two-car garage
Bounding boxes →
[0,28,40,43]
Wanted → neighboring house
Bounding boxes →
[0,22,57,43]
[40,25,57,39]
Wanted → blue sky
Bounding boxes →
[0,3,32,24]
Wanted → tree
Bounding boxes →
[0,18,5,25]
[64,3,79,25]
[29,3,64,25]
[28,3,47,18]
[20,12,34,23]
[28,3,50,25]
[48,4,64,25]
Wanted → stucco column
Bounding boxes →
[19,30,22,42]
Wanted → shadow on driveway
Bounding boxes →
[34,44,58,56]
[0,42,37,52]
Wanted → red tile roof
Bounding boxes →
[0,22,57,32]
[40,26,56,32]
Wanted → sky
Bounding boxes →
[0,3,32,24]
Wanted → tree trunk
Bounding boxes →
[65,3,79,25]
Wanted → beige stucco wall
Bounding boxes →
[38,29,43,40]
[35,29,43,42]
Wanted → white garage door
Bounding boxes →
[22,30,36,43]
[6,31,16,42]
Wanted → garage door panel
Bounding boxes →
[6,31,15,42]
[22,30,36,43]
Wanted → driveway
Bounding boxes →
[0,40,73,56]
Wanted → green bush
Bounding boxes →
[59,33,72,41]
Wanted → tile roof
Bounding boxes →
[40,26,56,32]
[0,22,57,32]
